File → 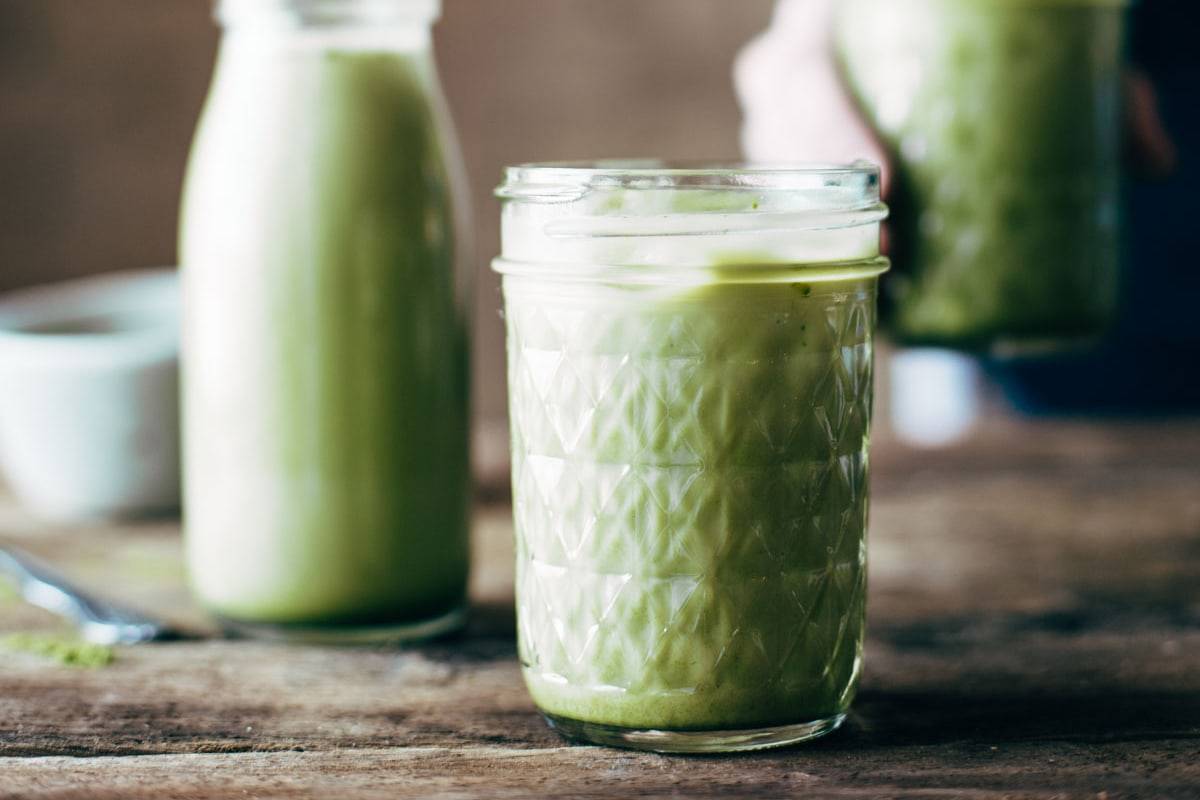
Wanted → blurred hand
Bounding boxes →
[734,0,889,189]
[1125,69,1178,179]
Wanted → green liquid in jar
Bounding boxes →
[505,271,873,730]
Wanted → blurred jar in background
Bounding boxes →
[986,0,1200,414]
[738,0,1193,444]
[179,0,471,641]
[835,0,1128,351]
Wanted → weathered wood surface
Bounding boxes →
[2,418,1199,799]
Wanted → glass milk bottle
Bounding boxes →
[179,0,471,641]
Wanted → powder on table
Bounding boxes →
[1,632,114,668]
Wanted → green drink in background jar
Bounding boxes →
[836,0,1128,350]
[495,163,888,752]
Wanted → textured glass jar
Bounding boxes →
[837,0,1127,350]
[180,0,471,642]
[494,162,888,752]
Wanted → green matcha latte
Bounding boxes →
[837,0,1126,349]
[180,2,470,638]
[495,164,888,752]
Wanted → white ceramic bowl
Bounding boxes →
[0,269,180,520]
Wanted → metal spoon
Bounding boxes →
[0,545,183,644]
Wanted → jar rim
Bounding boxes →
[496,160,882,205]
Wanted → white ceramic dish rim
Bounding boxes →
[0,268,179,367]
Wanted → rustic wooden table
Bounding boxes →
[2,418,1198,799]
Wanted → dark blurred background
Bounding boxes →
[0,0,774,477]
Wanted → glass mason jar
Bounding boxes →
[494,162,888,752]
[836,0,1127,350]
[179,0,471,642]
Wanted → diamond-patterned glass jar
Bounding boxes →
[494,163,888,752]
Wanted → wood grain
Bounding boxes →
[2,417,1199,798]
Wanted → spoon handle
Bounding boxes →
[0,545,175,644]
